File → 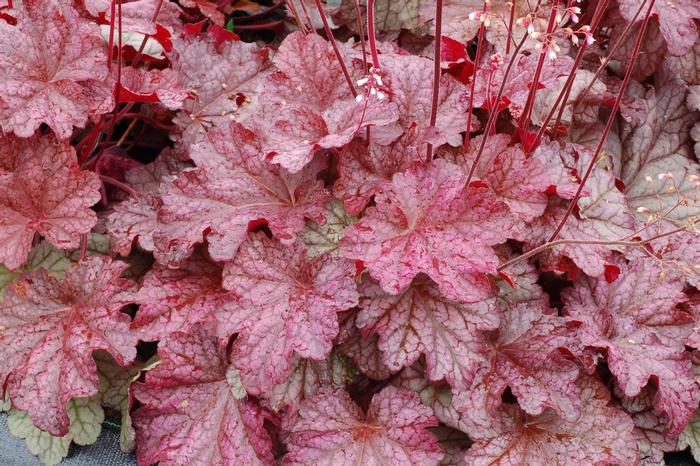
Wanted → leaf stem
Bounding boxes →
[353,0,368,74]
[298,0,316,32]
[99,175,139,197]
[285,0,309,34]
[426,0,443,161]
[464,2,487,148]
[547,0,656,243]
[465,31,529,186]
[366,0,381,70]
[313,0,357,98]
[498,219,698,271]
[568,0,647,121]
[505,0,516,55]
[533,0,609,147]
[231,20,285,30]
[517,0,559,133]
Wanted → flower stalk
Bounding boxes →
[547,0,657,243]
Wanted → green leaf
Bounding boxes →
[65,233,111,262]
[300,200,357,257]
[8,410,71,466]
[226,367,247,400]
[7,396,103,466]
[95,352,161,452]
[0,233,112,298]
[68,397,104,446]
[679,410,700,462]
[0,241,72,296]
[226,18,235,32]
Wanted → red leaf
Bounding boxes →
[497,271,515,288]
[0,257,137,436]
[341,159,511,303]
[217,233,359,395]
[284,386,443,465]
[154,123,331,266]
[133,324,275,466]
[467,179,489,189]
[604,263,621,283]
[182,19,207,37]
[0,11,15,24]
[0,1,113,137]
[208,23,240,46]
[0,134,101,270]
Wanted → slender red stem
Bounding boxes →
[298,0,315,30]
[353,0,368,73]
[232,20,285,30]
[533,0,609,147]
[547,0,657,243]
[313,0,357,97]
[80,0,163,164]
[107,0,116,72]
[79,234,88,261]
[426,0,443,161]
[366,0,381,69]
[567,0,647,122]
[517,0,559,133]
[505,0,516,55]
[100,174,139,197]
[465,32,529,186]
[285,0,309,34]
[464,3,487,148]
[115,0,123,104]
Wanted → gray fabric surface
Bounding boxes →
[0,414,137,466]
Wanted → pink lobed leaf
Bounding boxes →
[333,126,423,215]
[132,324,275,466]
[170,30,271,146]
[440,134,554,221]
[254,31,400,173]
[216,233,359,395]
[563,258,698,435]
[463,375,639,465]
[617,0,700,56]
[154,123,330,266]
[0,1,112,138]
[0,134,101,270]
[284,386,444,465]
[0,256,137,436]
[356,275,499,388]
[454,303,583,424]
[341,158,512,303]
[131,251,237,341]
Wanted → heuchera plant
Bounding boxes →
[0,0,699,465]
